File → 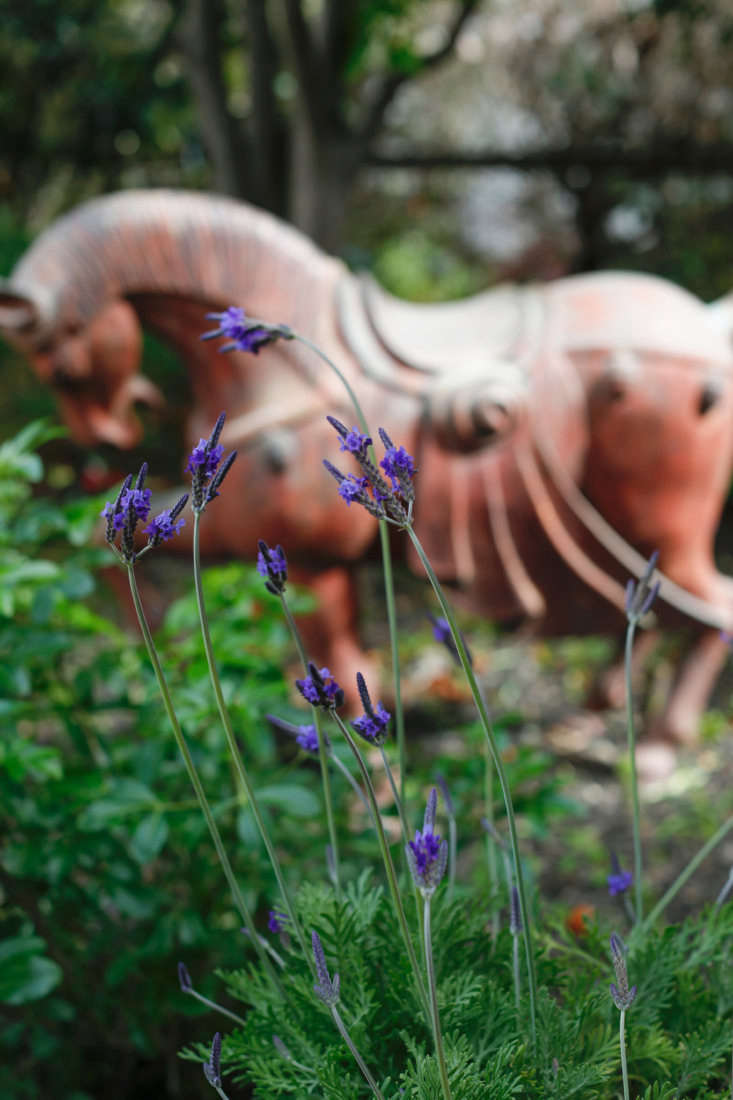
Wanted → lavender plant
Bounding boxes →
[86,309,733,1097]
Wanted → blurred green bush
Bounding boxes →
[0,421,327,1098]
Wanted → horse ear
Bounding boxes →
[0,284,46,334]
[707,292,733,349]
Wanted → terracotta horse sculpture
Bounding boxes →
[1,189,732,744]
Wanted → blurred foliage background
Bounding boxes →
[4,1,733,1096]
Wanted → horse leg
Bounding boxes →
[588,630,660,711]
[648,627,730,746]
[292,564,377,711]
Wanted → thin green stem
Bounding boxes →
[187,989,247,1028]
[624,621,643,924]
[330,1005,385,1099]
[619,1009,630,1100]
[292,331,407,814]
[379,744,410,848]
[330,752,374,821]
[279,596,341,892]
[406,525,537,1046]
[126,565,279,991]
[192,514,311,970]
[424,897,453,1100]
[642,815,733,931]
[332,713,430,1023]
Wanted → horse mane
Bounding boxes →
[9,189,340,328]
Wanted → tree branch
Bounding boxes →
[245,0,287,210]
[281,0,325,133]
[177,0,250,196]
[365,140,733,178]
[358,0,480,144]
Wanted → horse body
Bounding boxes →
[2,188,732,742]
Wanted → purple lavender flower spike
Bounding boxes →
[436,773,455,817]
[186,414,236,512]
[608,852,633,897]
[256,540,288,595]
[144,493,188,547]
[406,788,448,897]
[265,714,327,753]
[428,613,472,667]
[202,306,292,354]
[101,465,153,562]
[295,663,344,710]
[609,932,637,1010]
[312,931,340,1007]
[177,961,193,993]
[203,1032,222,1088]
[268,907,289,934]
[378,427,417,499]
[295,725,319,752]
[351,671,391,744]
[326,416,373,459]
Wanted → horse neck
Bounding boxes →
[16,190,343,336]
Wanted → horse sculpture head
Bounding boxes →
[0,284,162,447]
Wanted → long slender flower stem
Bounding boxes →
[330,1005,385,1099]
[126,565,280,992]
[187,989,247,1028]
[279,596,340,893]
[191,515,311,970]
[406,525,537,1046]
[379,744,410,848]
[332,713,431,1023]
[624,620,644,925]
[619,1008,630,1100]
[642,815,733,931]
[424,897,453,1100]
[292,332,407,813]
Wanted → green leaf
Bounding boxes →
[255,784,320,818]
[0,937,62,1004]
[130,813,169,864]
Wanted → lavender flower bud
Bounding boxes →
[608,852,633,897]
[202,307,292,354]
[350,671,391,744]
[609,932,637,1010]
[256,540,288,595]
[406,788,448,898]
[203,1032,222,1088]
[186,414,236,512]
[428,613,472,667]
[312,931,340,1007]
[273,1035,293,1061]
[177,961,193,993]
[625,551,660,623]
[295,663,344,710]
[143,493,188,547]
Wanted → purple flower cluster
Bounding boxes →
[202,306,292,355]
[101,464,187,563]
[144,502,187,547]
[608,869,633,897]
[351,671,391,745]
[268,907,289,934]
[186,413,237,512]
[295,664,344,710]
[406,788,448,897]
[256,540,288,595]
[323,417,417,526]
